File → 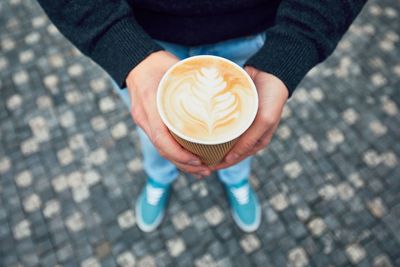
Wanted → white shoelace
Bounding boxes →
[231,184,249,205]
[146,185,165,206]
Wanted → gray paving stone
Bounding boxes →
[239,234,261,254]
[174,252,194,267]
[166,237,186,257]
[171,210,192,231]
[269,193,289,211]
[117,210,136,230]
[41,251,58,267]
[215,257,233,267]
[346,243,367,264]
[56,243,74,262]
[1,0,399,266]
[132,240,150,258]
[195,253,217,267]
[288,247,309,267]
[81,257,101,267]
[214,224,233,241]
[288,220,308,240]
[94,241,111,260]
[307,217,327,237]
[116,251,136,267]
[373,254,394,267]
[147,236,164,253]
[204,206,225,226]
[137,255,157,267]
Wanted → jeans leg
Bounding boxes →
[217,157,253,185]
[110,82,179,185]
[111,42,190,185]
[111,80,130,107]
[136,127,180,185]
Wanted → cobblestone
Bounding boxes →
[269,193,289,211]
[65,212,85,233]
[23,194,42,212]
[307,218,326,237]
[116,251,136,267]
[367,198,387,218]
[195,254,217,267]
[172,211,192,231]
[283,161,303,179]
[117,210,136,229]
[15,170,33,188]
[204,206,225,226]
[43,199,61,218]
[166,237,186,257]
[239,234,261,254]
[346,243,367,264]
[13,219,31,240]
[0,0,399,266]
[137,255,157,267]
[373,254,394,267]
[288,247,309,267]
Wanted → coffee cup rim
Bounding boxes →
[156,55,258,145]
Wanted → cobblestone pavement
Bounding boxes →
[1,0,399,266]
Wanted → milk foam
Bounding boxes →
[159,57,257,142]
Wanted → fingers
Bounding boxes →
[223,113,269,163]
[250,125,276,153]
[132,95,212,174]
[223,71,287,164]
[173,160,211,176]
[152,126,204,165]
[131,76,203,167]
[145,91,204,166]
[133,97,212,174]
[211,118,277,171]
[130,104,152,135]
[125,51,208,170]
[130,89,206,168]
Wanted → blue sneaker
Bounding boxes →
[135,178,170,232]
[224,179,261,232]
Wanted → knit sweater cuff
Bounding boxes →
[245,27,320,97]
[90,17,164,88]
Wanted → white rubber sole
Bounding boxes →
[135,196,165,233]
[231,201,261,233]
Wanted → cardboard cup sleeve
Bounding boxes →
[157,55,258,167]
[170,132,238,166]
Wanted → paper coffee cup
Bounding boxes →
[157,55,258,166]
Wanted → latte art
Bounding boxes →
[158,56,257,142]
[175,67,239,134]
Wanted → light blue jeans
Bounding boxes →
[114,33,266,186]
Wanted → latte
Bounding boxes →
[157,55,258,144]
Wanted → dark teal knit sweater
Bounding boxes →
[37,0,367,95]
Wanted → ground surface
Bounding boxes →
[0,0,399,266]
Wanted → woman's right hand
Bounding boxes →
[125,51,211,177]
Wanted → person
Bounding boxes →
[38,0,366,232]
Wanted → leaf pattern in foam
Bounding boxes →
[179,67,240,134]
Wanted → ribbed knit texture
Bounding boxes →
[245,0,367,95]
[37,0,164,88]
[89,18,163,87]
[37,0,367,94]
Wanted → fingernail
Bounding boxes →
[188,159,201,166]
[226,153,239,163]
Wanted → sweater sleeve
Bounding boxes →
[37,0,164,87]
[245,0,367,96]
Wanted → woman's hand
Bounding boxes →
[126,51,211,177]
[211,66,288,170]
